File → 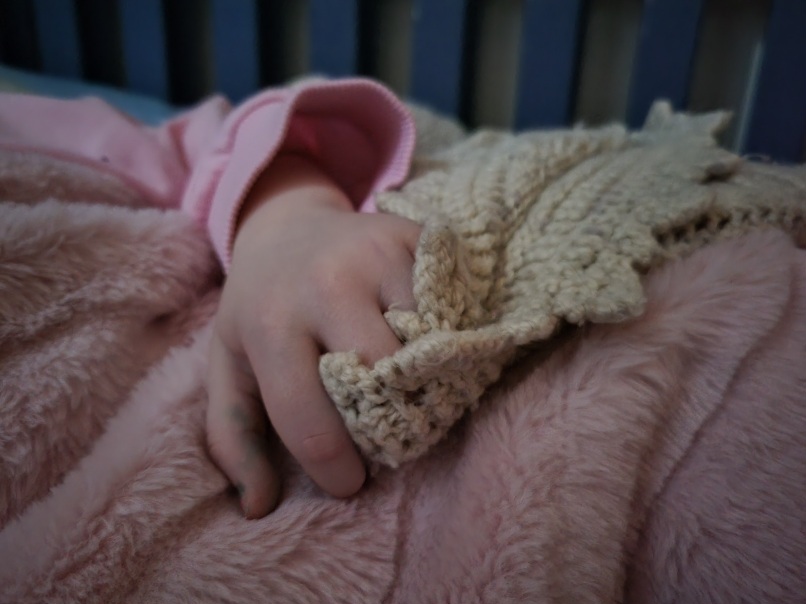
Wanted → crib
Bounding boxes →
[0,0,803,163]
[2,3,806,602]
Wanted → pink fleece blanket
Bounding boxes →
[1,152,805,603]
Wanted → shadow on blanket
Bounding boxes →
[1,175,805,602]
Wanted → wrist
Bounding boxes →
[237,153,353,230]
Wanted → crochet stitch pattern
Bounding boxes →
[320,102,806,467]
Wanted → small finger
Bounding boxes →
[316,299,404,365]
[245,330,366,498]
[207,334,280,518]
[379,254,417,314]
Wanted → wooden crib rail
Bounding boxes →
[0,0,804,162]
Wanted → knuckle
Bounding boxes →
[367,234,393,264]
[297,431,351,465]
[310,258,347,299]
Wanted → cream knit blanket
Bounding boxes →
[321,102,806,467]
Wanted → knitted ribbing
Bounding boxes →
[320,101,806,467]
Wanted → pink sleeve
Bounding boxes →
[177,78,416,267]
[0,78,415,269]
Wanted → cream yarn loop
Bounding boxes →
[320,101,806,467]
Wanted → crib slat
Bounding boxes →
[32,0,82,78]
[0,0,39,70]
[745,0,806,162]
[76,0,125,87]
[411,0,470,119]
[211,0,260,101]
[309,0,360,76]
[119,0,169,100]
[626,0,705,127]
[515,0,586,129]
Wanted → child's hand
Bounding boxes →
[206,154,421,519]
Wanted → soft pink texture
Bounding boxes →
[0,78,415,266]
[0,152,804,603]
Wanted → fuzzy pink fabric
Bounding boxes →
[1,154,805,603]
